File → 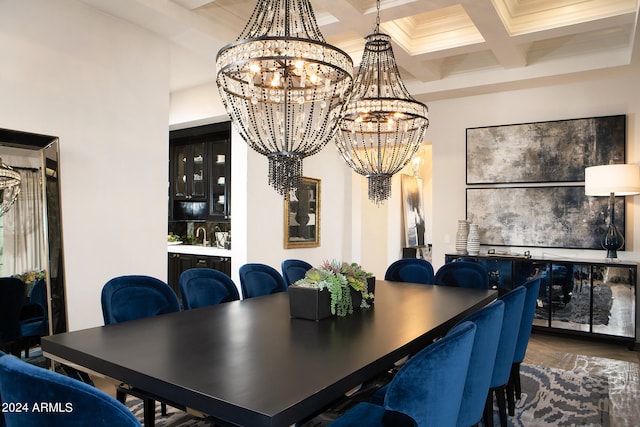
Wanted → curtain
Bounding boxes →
[3,169,45,276]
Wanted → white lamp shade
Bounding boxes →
[585,164,640,196]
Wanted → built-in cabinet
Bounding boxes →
[445,254,637,342]
[169,122,231,221]
[167,252,232,299]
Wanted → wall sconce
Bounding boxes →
[585,164,640,260]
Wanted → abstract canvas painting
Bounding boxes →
[466,186,625,249]
[466,115,625,184]
[401,174,426,247]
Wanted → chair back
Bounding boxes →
[179,268,239,310]
[513,278,541,364]
[0,278,26,345]
[384,258,434,284]
[455,300,505,427]
[239,263,288,299]
[491,286,526,387]
[101,275,180,325]
[20,278,49,338]
[0,353,141,427]
[281,259,312,287]
[384,321,476,426]
[434,261,489,289]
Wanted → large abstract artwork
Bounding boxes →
[401,174,426,247]
[466,186,625,249]
[466,115,625,184]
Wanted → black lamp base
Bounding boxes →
[601,223,624,260]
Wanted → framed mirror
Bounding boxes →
[284,177,320,249]
[0,128,66,358]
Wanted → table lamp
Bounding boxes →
[585,164,640,259]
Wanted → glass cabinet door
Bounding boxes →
[550,264,589,333]
[174,145,187,198]
[592,266,635,338]
[191,142,206,199]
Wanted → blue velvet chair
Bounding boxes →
[0,352,141,427]
[483,286,526,427]
[434,261,490,289]
[281,259,312,287]
[239,263,288,299]
[179,268,239,310]
[101,275,180,325]
[0,278,26,357]
[455,300,505,427]
[20,278,49,357]
[384,258,434,284]
[507,278,541,415]
[330,321,477,427]
[101,275,181,426]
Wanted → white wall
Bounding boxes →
[0,0,170,330]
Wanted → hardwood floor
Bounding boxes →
[526,331,640,367]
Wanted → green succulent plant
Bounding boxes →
[294,260,374,317]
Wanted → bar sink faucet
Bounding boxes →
[196,226,209,246]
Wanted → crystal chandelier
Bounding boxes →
[333,0,429,204]
[0,158,21,217]
[216,0,353,195]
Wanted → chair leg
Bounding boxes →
[116,388,127,404]
[513,362,522,399]
[143,397,156,427]
[161,402,167,416]
[483,392,494,427]
[495,386,508,427]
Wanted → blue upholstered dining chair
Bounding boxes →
[507,278,541,415]
[455,300,504,427]
[434,261,490,289]
[281,259,312,287]
[101,275,181,426]
[384,258,434,284]
[0,352,141,427]
[101,275,180,325]
[0,278,26,357]
[483,286,526,427]
[239,263,288,299]
[330,321,477,427]
[179,268,239,310]
[20,278,49,357]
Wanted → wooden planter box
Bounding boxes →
[288,285,333,321]
[288,277,376,321]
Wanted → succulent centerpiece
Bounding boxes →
[290,260,374,319]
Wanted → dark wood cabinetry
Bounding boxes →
[167,252,232,299]
[445,254,637,342]
[169,122,231,221]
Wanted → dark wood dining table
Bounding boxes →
[42,280,497,427]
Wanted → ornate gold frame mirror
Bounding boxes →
[284,177,320,249]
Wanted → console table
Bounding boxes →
[445,254,637,343]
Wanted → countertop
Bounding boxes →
[168,244,232,257]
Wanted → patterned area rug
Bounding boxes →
[124,363,610,426]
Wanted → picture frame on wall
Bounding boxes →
[466,186,625,249]
[284,177,320,249]
[466,115,625,184]
[401,174,426,247]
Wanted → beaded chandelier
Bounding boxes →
[216,0,353,195]
[333,0,429,205]
[0,158,21,217]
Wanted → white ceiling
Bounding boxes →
[80,0,640,102]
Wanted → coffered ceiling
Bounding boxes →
[80,0,639,102]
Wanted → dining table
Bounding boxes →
[42,280,497,427]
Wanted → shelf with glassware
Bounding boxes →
[445,253,637,342]
[169,122,231,222]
